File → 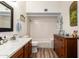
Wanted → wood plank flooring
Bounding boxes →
[31,48,58,58]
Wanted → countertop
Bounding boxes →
[54,34,79,39]
[0,37,32,58]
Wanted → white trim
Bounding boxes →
[27,12,61,17]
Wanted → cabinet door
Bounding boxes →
[67,39,77,58]
[24,40,32,58]
[24,44,29,58]
[54,35,59,56]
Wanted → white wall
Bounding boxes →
[0,1,27,38]
[29,16,58,41]
[61,1,78,35]
[17,1,27,36]
[26,1,78,35]
[26,1,62,37]
[29,16,58,48]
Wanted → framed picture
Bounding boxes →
[70,1,77,26]
[20,14,25,22]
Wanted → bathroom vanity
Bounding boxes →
[0,37,32,58]
[11,39,32,58]
[54,34,77,58]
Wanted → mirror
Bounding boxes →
[0,1,13,32]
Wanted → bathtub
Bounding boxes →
[32,38,54,48]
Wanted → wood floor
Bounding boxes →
[31,48,58,58]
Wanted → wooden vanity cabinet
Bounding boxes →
[11,40,32,58]
[54,35,77,58]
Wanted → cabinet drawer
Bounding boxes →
[11,48,23,58]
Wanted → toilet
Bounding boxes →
[32,41,38,53]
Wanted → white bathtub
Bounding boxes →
[32,38,54,48]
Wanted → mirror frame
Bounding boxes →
[0,1,13,32]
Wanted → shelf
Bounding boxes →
[27,12,61,17]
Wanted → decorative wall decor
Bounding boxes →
[70,1,77,26]
[20,14,25,22]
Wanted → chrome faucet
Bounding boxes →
[10,34,17,40]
